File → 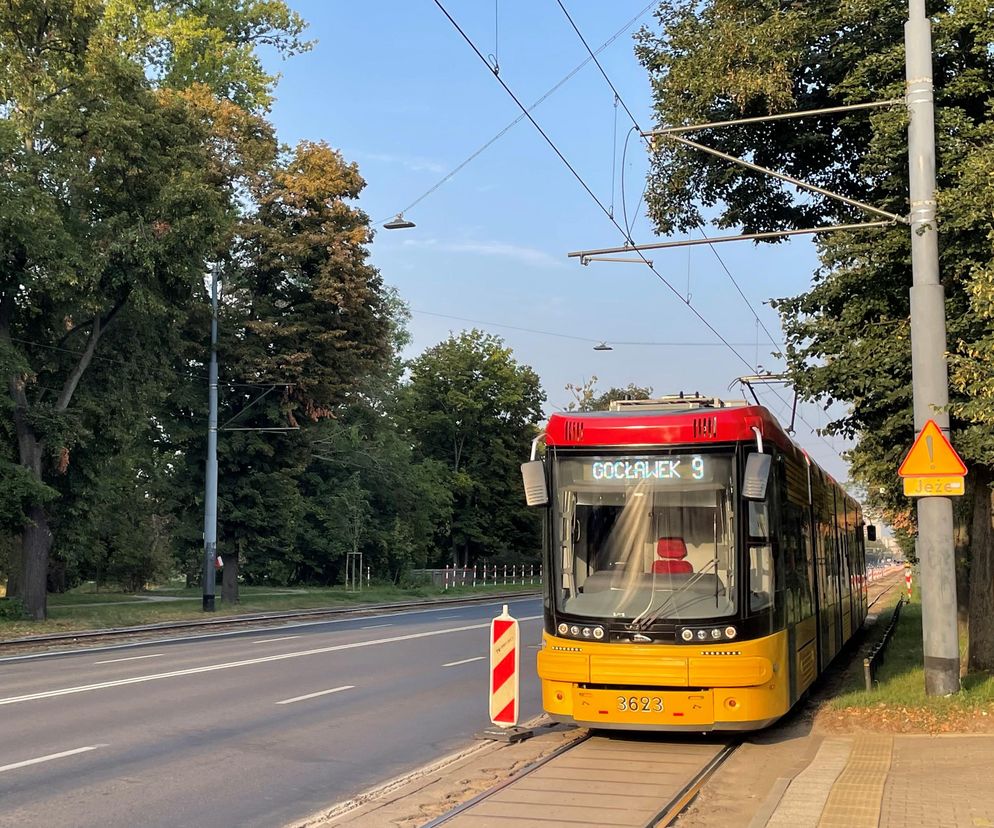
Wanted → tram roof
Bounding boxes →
[548,404,811,460]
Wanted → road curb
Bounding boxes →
[0,591,541,649]
[292,717,585,828]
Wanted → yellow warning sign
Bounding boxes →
[898,419,967,477]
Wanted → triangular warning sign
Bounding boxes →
[898,419,967,477]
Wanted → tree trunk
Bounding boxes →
[222,544,240,604]
[21,504,51,620]
[13,428,50,620]
[968,466,994,671]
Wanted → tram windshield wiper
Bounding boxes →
[633,558,720,630]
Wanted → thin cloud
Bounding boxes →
[359,151,446,174]
[402,238,565,269]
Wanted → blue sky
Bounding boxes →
[262,1,852,482]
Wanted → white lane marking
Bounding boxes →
[360,624,389,629]
[275,685,355,705]
[0,744,108,775]
[437,615,461,620]
[0,596,541,665]
[442,656,485,667]
[252,636,300,645]
[94,654,163,665]
[0,616,542,707]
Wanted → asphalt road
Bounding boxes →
[0,596,544,828]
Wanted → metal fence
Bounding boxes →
[409,563,543,590]
[863,596,908,691]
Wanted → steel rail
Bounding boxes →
[421,730,594,828]
[0,590,541,650]
[867,573,904,612]
[649,741,740,827]
[423,733,738,828]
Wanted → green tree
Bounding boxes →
[636,1,994,668]
[566,376,654,411]
[211,140,393,599]
[0,0,308,618]
[403,330,546,569]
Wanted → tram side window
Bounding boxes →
[781,503,814,623]
[748,501,774,611]
[799,518,815,618]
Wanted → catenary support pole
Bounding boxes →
[202,268,219,612]
[906,0,959,695]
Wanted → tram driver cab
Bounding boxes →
[560,480,733,620]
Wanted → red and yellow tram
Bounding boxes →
[521,395,867,731]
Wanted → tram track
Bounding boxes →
[424,572,905,828]
[866,570,905,612]
[423,732,740,828]
[0,590,540,656]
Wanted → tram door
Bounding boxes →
[816,488,842,670]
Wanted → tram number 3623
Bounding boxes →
[617,696,664,712]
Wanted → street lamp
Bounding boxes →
[383,213,416,230]
[593,342,613,351]
[203,266,219,612]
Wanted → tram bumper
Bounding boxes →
[538,632,788,731]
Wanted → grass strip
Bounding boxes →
[823,587,994,730]
[0,582,539,640]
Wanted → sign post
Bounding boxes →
[906,564,913,601]
[905,0,961,696]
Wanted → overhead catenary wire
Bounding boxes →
[551,0,840,461]
[620,126,649,239]
[554,0,781,353]
[431,0,771,375]
[753,385,848,472]
[610,94,619,219]
[428,2,839,463]
[378,1,656,225]
[412,308,779,347]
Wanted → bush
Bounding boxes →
[0,597,25,620]
[397,571,433,589]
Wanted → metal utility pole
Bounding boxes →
[202,268,219,612]
[905,0,960,694]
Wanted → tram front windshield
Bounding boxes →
[553,454,736,621]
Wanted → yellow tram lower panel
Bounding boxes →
[537,629,791,731]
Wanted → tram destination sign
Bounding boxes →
[585,455,713,484]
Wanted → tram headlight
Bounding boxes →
[677,625,738,642]
[556,622,606,641]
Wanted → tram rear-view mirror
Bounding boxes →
[867,524,877,542]
[521,460,549,506]
[742,454,772,501]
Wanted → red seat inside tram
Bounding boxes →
[652,537,693,574]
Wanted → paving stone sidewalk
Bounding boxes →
[758,734,994,828]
